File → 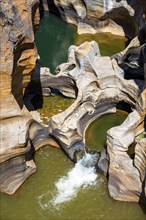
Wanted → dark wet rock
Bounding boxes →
[96,149,109,176]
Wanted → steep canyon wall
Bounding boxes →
[0,0,40,194]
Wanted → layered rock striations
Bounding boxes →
[107,89,146,203]
[1,0,146,205]
[0,0,41,194]
[48,0,146,38]
[30,39,145,202]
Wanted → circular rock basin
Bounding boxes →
[85,110,128,151]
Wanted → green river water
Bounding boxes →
[1,12,145,220]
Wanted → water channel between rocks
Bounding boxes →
[0,11,145,220]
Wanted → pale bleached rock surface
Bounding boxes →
[49,0,146,38]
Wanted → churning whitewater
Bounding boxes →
[38,153,98,209]
[51,153,98,206]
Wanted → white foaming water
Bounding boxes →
[50,153,98,206]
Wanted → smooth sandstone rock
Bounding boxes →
[107,90,146,202]
[0,1,57,195]
[49,0,146,38]
[1,0,145,204]
[33,40,144,203]
[0,0,40,194]
[43,41,140,149]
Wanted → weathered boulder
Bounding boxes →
[48,0,146,38]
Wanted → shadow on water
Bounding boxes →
[31,95,44,110]
[35,10,76,74]
[30,89,67,111]
[24,64,43,110]
[39,0,45,18]
[39,0,60,15]
[46,0,61,17]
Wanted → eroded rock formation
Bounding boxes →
[0,0,41,194]
[107,89,146,203]
[29,39,145,203]
[0,0,145,205]
[48,0,146,38]
[46,41,141,156]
